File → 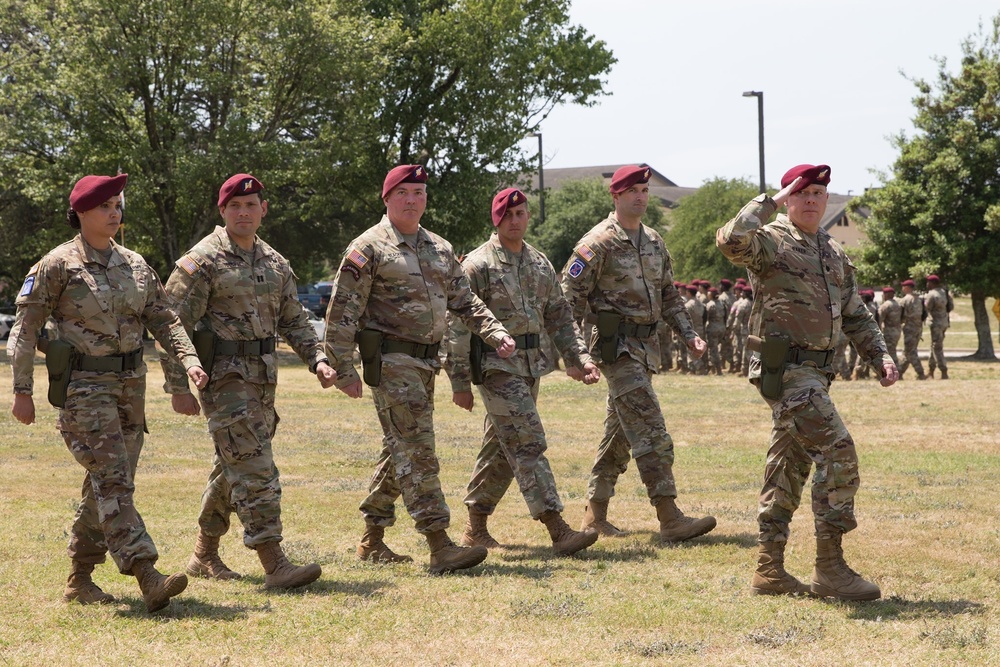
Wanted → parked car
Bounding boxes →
[315,281,335,318]
[296,283,322,315]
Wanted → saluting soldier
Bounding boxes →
[161,173,334,590]
[878,286,902,365]
[898,279,927,380]
[717,164,896,601]
[9,174,208,612]
[323,165,515,574]
[446,188,600,557]
[923,275,952,379]
[561,165,715,543]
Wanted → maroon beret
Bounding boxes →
[218,173,264,207]
[882,286,895,294]
[491,188,527,227]
[673,281,683,288]
[382,164,428,199]
[708,287,718,296]
[699,280,712,287]
[902,279,916,287]
[69,174,128,212]
[733,284,744,292]
[685,284,698,293]
[735,277,747,285]
[743,289,753,297]
[720,278,732,288]
[609,165,652,194]
[781,164,831,194]
[926,274,940,283]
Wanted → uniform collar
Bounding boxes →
[608,211,646,243]
[214,225,260,259]
[380,215,426,248]
[488,233,523,264]
[75,234,128,268]
[774,213,829,244]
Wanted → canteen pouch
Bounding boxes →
[192,329,217,373]
[758,335,789,400]
[357,329,383,387]
[45,339,75,409]
[596,311,622,364]
[470,334,486,386]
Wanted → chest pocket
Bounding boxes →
[254,257,284,311]
[113,261,148,315]
[66,264,106,319]
[214,258,252,299]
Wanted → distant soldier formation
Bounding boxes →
[6,162,954,613]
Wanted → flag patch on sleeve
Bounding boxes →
[19,275,35,296]
[577,244,595,262]
[568,257,586,278]
[177,255,200,275]
[346,248,369,269]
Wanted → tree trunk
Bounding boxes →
[971,291,996,360]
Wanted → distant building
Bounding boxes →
[533,163,869,248]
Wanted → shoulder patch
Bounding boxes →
[346,248,369,269]
[340,264,360,281]
[568,257,586,278]
[19,275,35,296]
[577,244,595,262]
[176,254,201,276]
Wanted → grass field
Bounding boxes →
[1,303,998,666]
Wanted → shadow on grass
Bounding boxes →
[831,595,985,620]
[497,541,661,564]
[634,530,758,550]
[114,596,261,620]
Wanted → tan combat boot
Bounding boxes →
[460,509,501,549]
[580,499,626,537]
[186,530,242,580]
[654,497,717,543]
[255,541,321,589]
[928,367,935,378]
[940,368,948,379]
[426,530,487,574]
[749,542,813,596]
[130,559,188,612]
[539,511,598,557]
[811,535,881,601]
[357,525,413,563]
[63,560,115,605]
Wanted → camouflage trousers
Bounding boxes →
[928,324,948,373]
[882,327,901,366]
[361,363,450,534]
[658,329,673,370]
[733,330,748,375]
[59,372,158,573]
[706,329,725,373]
[720,330,734,369]
[898,327,924,377]
[464,372,563,519]
[586,355,677,504]
[757,365,860,542]
[198,375,282,548]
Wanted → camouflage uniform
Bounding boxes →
[717,194,889,543]
[324,216,508,534]
[561,212,698,507]
[851,299,880,379]
[717,288,735,369]
[658,325,673,371]
[728,293,752,376]
[8,236,200,573]
[924,286,952,376]
[161,226,327,548]
[684,296,707,374]
[898,292,925,378]
[878,297,902,365]
[704,297,726,374]
[446,234,592,519]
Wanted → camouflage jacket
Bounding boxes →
[705,299,727,333]
[160,226,325,393]
[900,293,924,331]
[717,291,734,321]
[727,295,752,334]
[685,297,707,337]
[446,234,592,392]
[560,212,696,372]
[324,216,509,388]
[865,300,879,326]
[924,286,952,327]
[8,235,199,395]
[878,298,902,330]
[716,194,889,374]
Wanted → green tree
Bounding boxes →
[527,178,664,271]
[664,176,760,283]
[852,17,1000,359]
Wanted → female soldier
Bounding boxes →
[8,174,208,612]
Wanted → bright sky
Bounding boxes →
[535,1,998,197]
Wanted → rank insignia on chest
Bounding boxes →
[568,257,586,278]
[347,248,369,269]
[577,244,595,262]
[19,275,35,296]
[177,255,200,275]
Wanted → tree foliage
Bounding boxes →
[663,176,760,283]
[0,0,614,301]
[851,16,1000,358]
[526,178,664,271]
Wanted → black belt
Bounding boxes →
[382,339,441,359]
[513,333,540,349]
[584,314,658,338]
[215,337,277,356]
[73,347,143,372]
[786,347,835,367]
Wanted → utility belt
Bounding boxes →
[356,330,442,387]
[586,312,658,364]
[585,313,658,339]
[72,347,144,373]
[214,337,277,356]
[469,333,539,386]
[746,335,834,400]
[513,333,540,350]
[382,338,441,359]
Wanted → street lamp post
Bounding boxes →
[528,131,544,224]
[742,90,765,194]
